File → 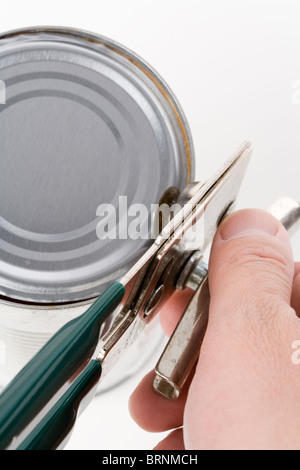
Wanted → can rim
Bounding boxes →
[0,25,195,183]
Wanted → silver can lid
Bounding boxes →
[0,27,194,304]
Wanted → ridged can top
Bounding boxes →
[0,27,194,304]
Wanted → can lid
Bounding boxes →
[0,28,194,304]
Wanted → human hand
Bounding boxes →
[129,209,300,450]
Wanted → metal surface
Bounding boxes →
[0,27,194,304]
[268,197,300,237]
[176,250,203,290]
[154,276,209,399]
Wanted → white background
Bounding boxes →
[1,0,300,450]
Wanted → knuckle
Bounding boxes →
[213,239,293,326]
[227,241,289,273]
[244,293,288,329]
[222,240,292,289]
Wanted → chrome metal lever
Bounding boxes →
[154,273,209,399]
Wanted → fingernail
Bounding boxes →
[219,209,280,241]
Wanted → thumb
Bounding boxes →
[184,209,299,449]
[208,208,295,328]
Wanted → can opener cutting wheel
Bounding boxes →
[1,141,300,450]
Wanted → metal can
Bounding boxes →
[0,27,194,389]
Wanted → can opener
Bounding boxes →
[1,141,300,450]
